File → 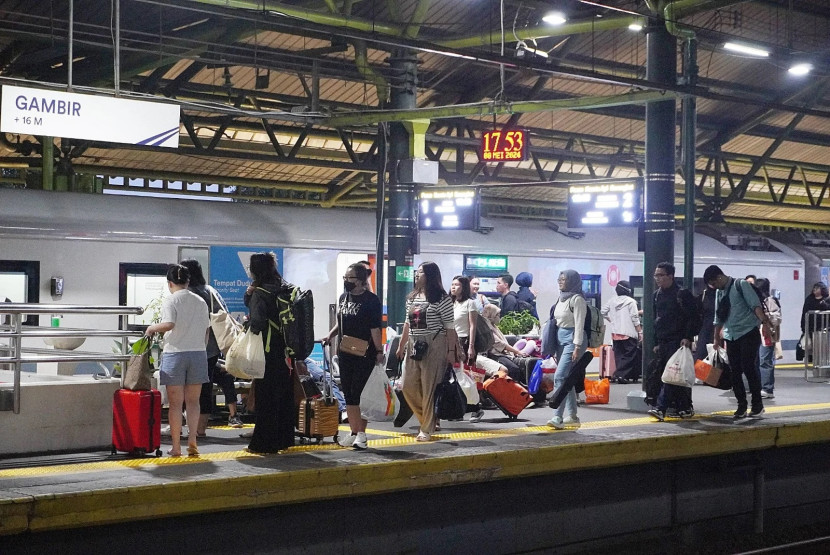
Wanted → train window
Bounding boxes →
[0,260,40,325]
[119,263,170,330]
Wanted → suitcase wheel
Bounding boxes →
[155,449,162,457]
[110,445,116,455]
[509,415,518,421]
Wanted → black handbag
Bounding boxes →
[434,366,466,420]
[796,336,805,361]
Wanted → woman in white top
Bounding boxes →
[547,269,587,430]
[145,264,210,457]
[451,275,485,423]
[601,280,643,383]
[395,262,458,442]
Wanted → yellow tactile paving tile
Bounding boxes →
[1,402,829,480]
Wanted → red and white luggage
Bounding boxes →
[599,345,616,379]
[482,374,532,421]
[112,389,162,457]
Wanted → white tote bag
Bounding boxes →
[225,329,266,380]
[662,347,695,387]
[455,366,479,405]
[661,346,695,388]
[360,364,400,422]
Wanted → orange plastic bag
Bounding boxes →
[584,377,610,404]
[694,359,712,381]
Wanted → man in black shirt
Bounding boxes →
[647,262,697,420]
[496,273,519,317]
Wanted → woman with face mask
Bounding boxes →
[322,263,384,450]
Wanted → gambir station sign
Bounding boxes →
[1,85,180,148]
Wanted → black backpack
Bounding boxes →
[275,285,315,360]
[508,291,535,314]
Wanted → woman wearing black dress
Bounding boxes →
[244,252,295,453]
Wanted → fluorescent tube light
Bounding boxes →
[628,23,643,32]
[542,11,567,25]
[723,42,769,58]
[788,62,813,76]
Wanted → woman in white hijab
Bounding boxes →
[547,269,587,430]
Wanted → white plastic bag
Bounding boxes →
[661,346,695,387]
[360,364,400,422]
[455,366,479,405]
[225,329,265,379]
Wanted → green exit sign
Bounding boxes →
[464,254,508,272]
[395,266,414,282]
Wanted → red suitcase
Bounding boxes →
[112,389,162,456]
[600,345,616,379]
[482,374,532,420]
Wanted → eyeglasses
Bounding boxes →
[653,273,669,278]
[342,275,359,281]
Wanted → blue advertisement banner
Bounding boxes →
[209,247,284,317]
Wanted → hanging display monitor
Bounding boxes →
[567,178,642,228]
[418,188,479,230]
[479,128,528,162]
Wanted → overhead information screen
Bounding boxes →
[418,188,479,230]
[567,179,642,228]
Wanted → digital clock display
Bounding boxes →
[418,188,479,230]
[479,128,528,162]
[567,179,642,228]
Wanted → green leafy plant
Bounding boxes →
[497,310,540,335]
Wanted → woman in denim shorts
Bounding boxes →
[145,264,210,457]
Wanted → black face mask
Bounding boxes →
[344,281,357,292]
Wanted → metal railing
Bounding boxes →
[803,310,830,383]
[0,303,145,414]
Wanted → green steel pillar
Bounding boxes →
[385,50,419,331]
[642,22,677,384]
[41,137,54,190]
[681,38,698,290]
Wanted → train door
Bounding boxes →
[579,274,602,308]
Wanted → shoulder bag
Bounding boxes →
[210,292,242,355]
[339,293,369,357]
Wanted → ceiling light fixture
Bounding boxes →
[628,22,643,32]
[723,42,770,58]
[788,62,813,76]
[542,11,567,25]
[516,40,549,59]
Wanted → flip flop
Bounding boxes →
[186,445,199,457]
[167,449,182,457]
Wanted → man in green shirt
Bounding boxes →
[704,265,773,418]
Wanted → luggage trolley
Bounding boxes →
[804,310,830,383]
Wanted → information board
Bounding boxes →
[418,188,479,230]
[567,179,642,228]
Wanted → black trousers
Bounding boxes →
[725,327,763,411]
[612,337,641,380]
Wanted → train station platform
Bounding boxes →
[2,367,830,552]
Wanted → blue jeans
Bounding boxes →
[758,345,775,393]
[553,327,578,421]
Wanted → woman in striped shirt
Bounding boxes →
[395,261,459,442]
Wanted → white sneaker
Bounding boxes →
[469,409,485,423]
[338,433,357,448]
[760,390,774,399]
[353,432,368,450]
[563,417,581,429]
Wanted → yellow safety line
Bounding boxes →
[2,402,829,480]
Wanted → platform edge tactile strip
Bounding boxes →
[3,418,830,536]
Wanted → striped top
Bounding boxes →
[405,294,454,337]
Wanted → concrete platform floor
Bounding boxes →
[1,368,829,537]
